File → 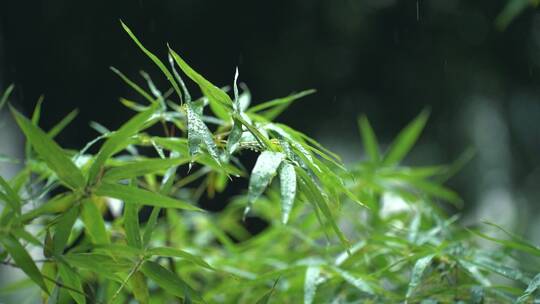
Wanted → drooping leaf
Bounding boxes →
[88,104,158,184]
[52,205,80,255]
[244,151,284,217]
[11,107,86,190]
[140,260,201,302]
[186,103,221,165]
[279,162,296,224]
[110,67,155,104]
[304,266,321,304]
[130,271,149,304]
[80,197,110,244]
[516,273,540,303]
[406,254,435,300]
[57,259,86,304]
[94,182,203,211]
[383,109,429,166]
[358,115,380,162]
[22,192,77,223]
[0,234,48,293]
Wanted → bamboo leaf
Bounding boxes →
[516,273,540,303]
[148,247,213,270]
[0,234,48,293]
[244,151,284,217]
[406,254,435,300]
[94,182,203,211]
[358,115,380,162]
[123,202,142,249]
[279,162,296,224]
[120,21,182,99]
[47,109,79,139]
[0,176,21,215]
[11,107,86,190]
[52,205,79,255]
[169,47,232,120]
[186,103,221,165]
[249,89,315,121]
[304,266,321,304]
[383,109,429,166]
[102,157,190,182]
[80,198,110,244]
[140,260,202,302]
[88,104,158,184]
[0,83,14,111]
[57,259,86,304]
[130,271,149,304]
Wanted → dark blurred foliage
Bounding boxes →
[1,1,540,236]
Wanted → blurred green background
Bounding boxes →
[1,0,539,240]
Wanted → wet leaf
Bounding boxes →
[245,151,284,217]
[279,162,296,224]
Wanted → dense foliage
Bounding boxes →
[1,22,540,303]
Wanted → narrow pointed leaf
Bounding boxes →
[130,271,149,304]
[516,273,540,303]
[140,260,201,302]
[102,157,190,182]
[80,198,110,244]
[169,47,232,119]
[279,162,296,224]
[0,84,14,111]
[120,21,182,99]
[0,176,21,215]
[383,109,429,166]
[0,234,48,293]
[406,254,435,300]
[94,182,203,211]
[53,205,79,255]
[47,109,79,139]
[123,203,142,249]
[148,247,213,270]
[358,115,380,162]
[57,259,86,304]
[88,104,158,183]
[186,103,221,164]
[304,266,321,304]
[245,151,284,216]
[11,107,85,190]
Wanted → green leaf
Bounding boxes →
[304,266,321,304]
[255,278,280,304]
[11,107,86,190]
[123,202,142,249]
[142,207,160,247]
[57,259,86,304]
[140,260,202,302]
[47,109,79,139]
[88,104,158,184]
[383,109,429,166]
[0,234,48,293]
[130,271,149,304]
[406,254,435,300]
[244,151,284,217]
[120,21,182,100]
[516,273,540,303]
[110,67,155,104]
[94,182,203,211]
[102,157,190,182]
[22,192,77,223]
[186,103,221,165]
[0,176,21,215]
[249,89,316,121]
[169,47,233,119]
[80,198,110,244]
[226,118,243,156]
[331,267,374,295]
[52,205,79,255]
[148,247,213,270]
[0,83,14,111]
[358,115,380,162]
[279,162,296,224]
